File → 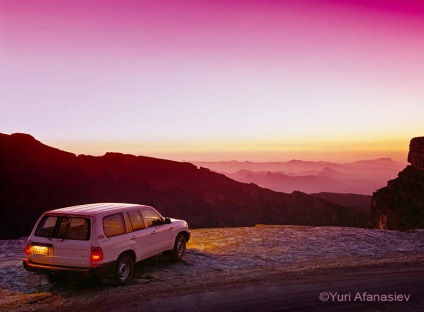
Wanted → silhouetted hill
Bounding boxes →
[0,133,369,239]
[311,193,371,212]
[370,137,424,230]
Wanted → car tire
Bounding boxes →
[113,254,133,286]
[171,234,186,262]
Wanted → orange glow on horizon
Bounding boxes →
[49,136,411,164]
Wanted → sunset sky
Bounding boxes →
[1,0,423,162]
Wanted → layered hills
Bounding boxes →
[193,158,405,195]
[370,137,424,230]
[0,133,369,239]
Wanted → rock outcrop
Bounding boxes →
[0,133,369,239]
[407,137,424,170]
[370,137,424,230]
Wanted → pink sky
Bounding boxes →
[1,0,423,162]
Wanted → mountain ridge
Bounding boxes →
[0,133,369,238]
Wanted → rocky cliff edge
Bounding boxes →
[370,137,424,230]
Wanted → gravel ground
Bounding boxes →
[0,225,423,311]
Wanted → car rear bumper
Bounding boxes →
[23,258,116,278]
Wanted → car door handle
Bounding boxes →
[151,231,156,235]
[131,236,137,240]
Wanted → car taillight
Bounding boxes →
[91,247,104,262]
[24,242,30,256]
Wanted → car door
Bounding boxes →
[124,210,152,261]
[100,213,132,263]
[142,209,172,255]
[52,216,92,267]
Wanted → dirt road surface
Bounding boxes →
[1,226,423,311]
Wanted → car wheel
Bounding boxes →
[113,254,133,286]
[171,234,186,262]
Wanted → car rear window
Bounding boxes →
[34,216,90,240]
[57,217,90,240]
[34,216,58,238]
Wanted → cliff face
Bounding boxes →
[407,137,424,169]
[370,137,424,230]
[0,133,369,239]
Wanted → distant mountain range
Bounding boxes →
[0,133,369,239]
[193,158,406,195]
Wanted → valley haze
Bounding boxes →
[193,158,405,195]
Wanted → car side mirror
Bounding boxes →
[164,217,171,224]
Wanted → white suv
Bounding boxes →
[23,203,190,285]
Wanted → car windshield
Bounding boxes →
[34,216,90,240]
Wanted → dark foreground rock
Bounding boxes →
[408,136,424,169]
[370,136,424,230]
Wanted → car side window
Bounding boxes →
[128,210,145,231]
[123,213,133,233]
[143,209,164,228]
[103,213,126,238]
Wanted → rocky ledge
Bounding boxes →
[408,136,424,170]
[370,137,424,230]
